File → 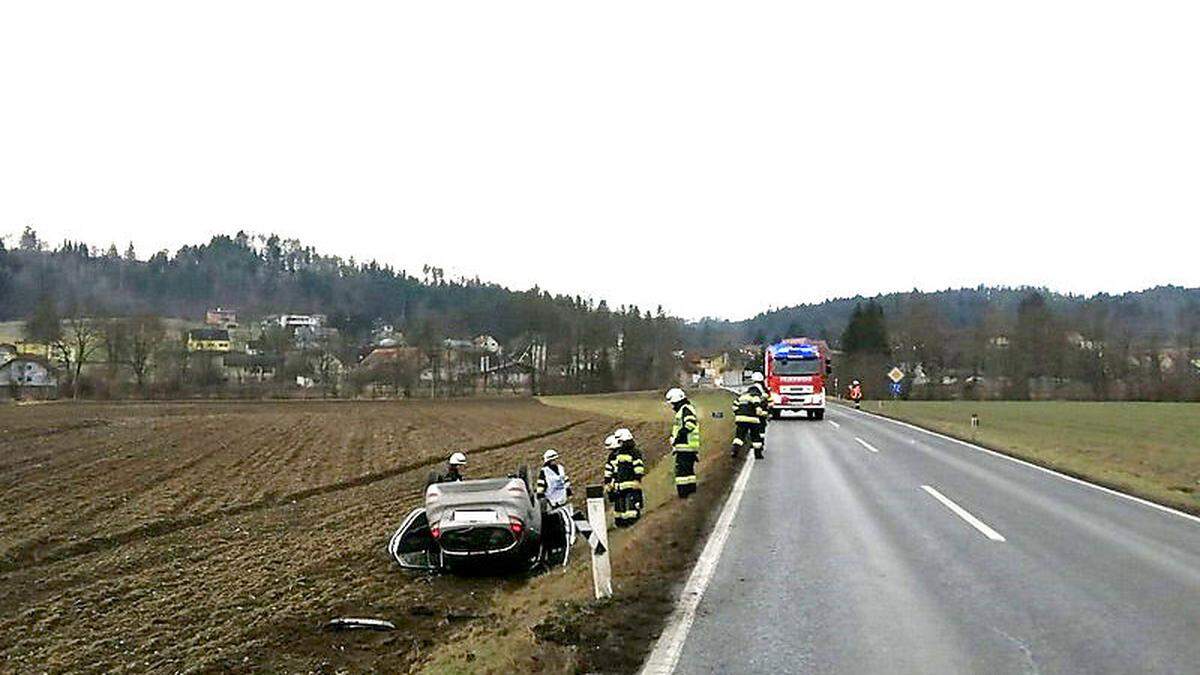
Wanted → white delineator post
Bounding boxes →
[586,484,612,599]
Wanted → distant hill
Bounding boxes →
[685,286,1200,351]
[0,229,681,392]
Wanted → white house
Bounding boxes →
[473,335,501,353]
[1,356,58,398]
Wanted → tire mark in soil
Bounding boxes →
[0,419,588,573]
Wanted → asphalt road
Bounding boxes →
[668,405,1200,674]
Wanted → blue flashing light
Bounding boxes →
[769,342,820,360]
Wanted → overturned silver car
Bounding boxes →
[389,466,581,573]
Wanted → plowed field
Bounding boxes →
[0,399,666,673]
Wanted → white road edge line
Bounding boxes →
[639,454,757,675]
[827,420,841,428]
[854,437,880,453]
[839,405,1200,526]
[921,485,1007,542]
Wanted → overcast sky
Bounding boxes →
[2,2,1197,320]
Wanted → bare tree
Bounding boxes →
[313,333,344,397]
[55,308,104,398]
[120,316,166,393]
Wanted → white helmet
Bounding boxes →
[750,372,764,383]
[852,380,860,386]
[614,428,633,444]
[448,452,467,466]
[604,434,620,450]
[543,449,559,463]
[665,388,686,404]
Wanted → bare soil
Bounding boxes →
[0,399,665,673]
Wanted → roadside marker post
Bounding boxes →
[971,413,979,441]
[585,485,612,599]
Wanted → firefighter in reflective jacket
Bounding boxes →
[848,380,863,409]
[666,388,700,497]
[751,371,770,442]
[536,448,573,509]
[731,386,765,458]
[604,429,644,527]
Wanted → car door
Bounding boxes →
[388,508,439,570]
[542,507,575,568]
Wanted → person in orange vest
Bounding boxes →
[848,380,863,409]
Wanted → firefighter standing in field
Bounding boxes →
[604,430,644,527]
[666,388,700,497]
[848,380,863,409]
[436,452,467,483]
[536,448,573,510]
[731,381,767,459]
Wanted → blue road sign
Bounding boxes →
[890,382,903,395]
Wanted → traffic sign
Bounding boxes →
[890,382,903,395]
[887,367,905,384]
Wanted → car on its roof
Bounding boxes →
[388,465,577,573]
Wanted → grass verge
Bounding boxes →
[417,390,737,674]
[858,400,1200,515]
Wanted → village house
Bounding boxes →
[187,328,231,353]
[222,353,280,383]
[1,355,58,399]
[13,341,52,359]
[473,334,501,353]
[270,314,325,330]
[293,325,339,351]
[205,307,239,329]
[687,352,731,385]
[476,360,534,395]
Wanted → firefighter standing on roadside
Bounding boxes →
[604,431,644,527]
[612,428,645,526]
[666,388,700,497]
[732,381,766,459]
[848,380,863,409]
[748,367,768,456]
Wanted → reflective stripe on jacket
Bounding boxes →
[672,402,700,451]
[605,445,645,490]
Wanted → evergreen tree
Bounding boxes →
[841,300,890,355]
[26,295,62,344]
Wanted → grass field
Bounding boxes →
[864,400,1200,515]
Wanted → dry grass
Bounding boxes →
[420,389,737,674]
[867,400,1200,514]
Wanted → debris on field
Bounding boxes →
[325,617,396,631]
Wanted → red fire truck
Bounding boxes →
[764,338,832,420]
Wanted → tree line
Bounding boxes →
[833,291,1200,401]
[1,228,681,397]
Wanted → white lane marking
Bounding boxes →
[921,485,1007,542]
[827,420,841,428]
[854,437,880,453]
[640,454,757,674]
[839,404,1200,526]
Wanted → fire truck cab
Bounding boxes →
[764,338,831,420]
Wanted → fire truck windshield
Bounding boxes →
[773,358,823,376]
